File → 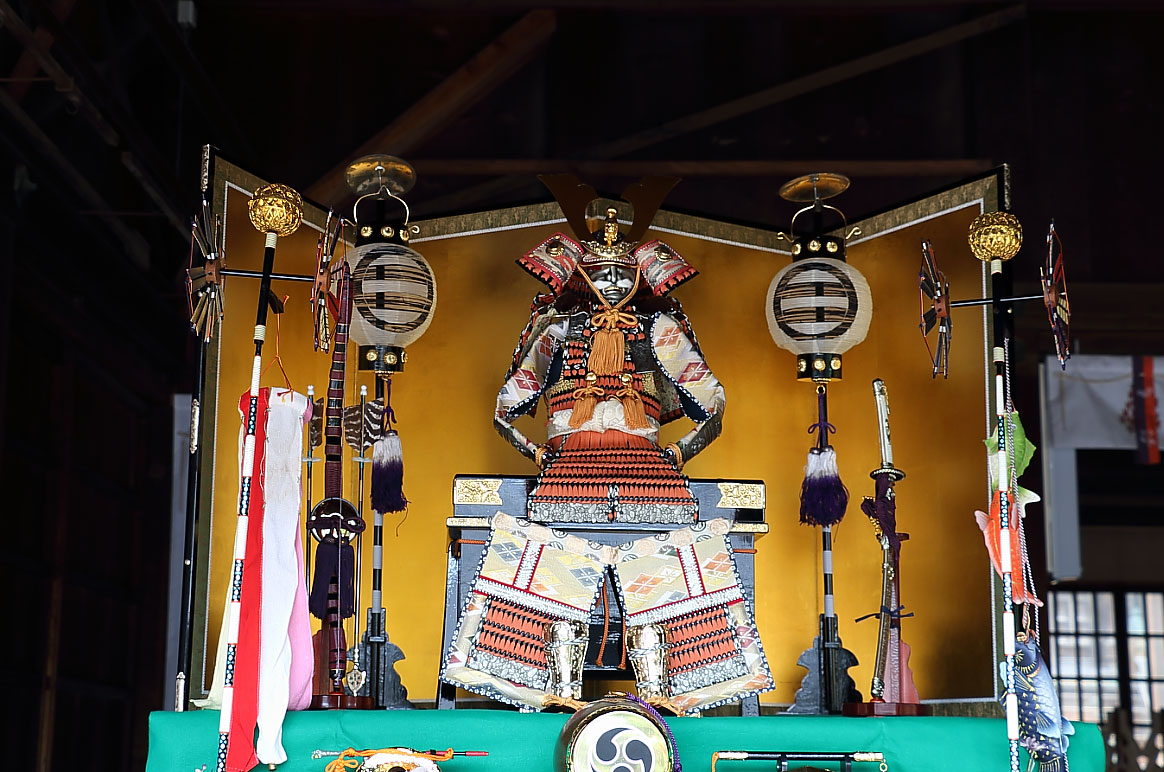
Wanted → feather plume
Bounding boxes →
[372,430,407,513]
[344,400,385,452]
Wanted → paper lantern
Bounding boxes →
[764,173,871,381]
[765,256,872,380]
[343,155,437,373]
[347,241,437,372]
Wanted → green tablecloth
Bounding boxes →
[147,709,1103,772]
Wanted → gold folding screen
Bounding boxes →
[192,150,1005,705]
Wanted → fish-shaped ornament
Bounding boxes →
[1002,635,1074,772]
[975,487,1043,607]
[976,409,1043,606]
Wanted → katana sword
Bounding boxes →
[712,750,885,772]
[865,378,907,703]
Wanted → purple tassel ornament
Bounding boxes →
[800,384,849,526]
[371,429,408,514]
[800,446,849,526]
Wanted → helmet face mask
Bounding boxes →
[585,263,637,305]
[518,176,697,300]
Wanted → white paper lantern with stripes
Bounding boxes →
[765,256,872,381]
[346,242,437,372]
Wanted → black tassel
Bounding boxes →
[308,540,356,619]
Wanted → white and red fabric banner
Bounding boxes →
[201,388,314,769]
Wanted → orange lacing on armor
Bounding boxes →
[452,538,486,558]
[596,578,610,665]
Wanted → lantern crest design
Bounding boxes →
[764,173,871,381]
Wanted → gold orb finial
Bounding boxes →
[248,183,303,237]
[968,211,1022,262]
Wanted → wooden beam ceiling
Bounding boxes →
[306,9,557,206]
[580,4,1026,160]
[3,0,75,103]
[416,5,1025,214]
[408,158,994,176]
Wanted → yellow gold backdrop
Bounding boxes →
[199,173,998,705]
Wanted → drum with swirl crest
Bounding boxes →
[556,693,678,772]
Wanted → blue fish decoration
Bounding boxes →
[1001,636,1075,772]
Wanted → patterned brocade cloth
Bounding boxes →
[441,514,772,714]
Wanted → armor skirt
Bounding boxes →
[528,430,698,524]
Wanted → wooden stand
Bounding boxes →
[842,700,931,717]
[310,693,373,710]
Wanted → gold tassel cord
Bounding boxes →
[324,748,455,772]
[568,383,604,427]
[587,307,637,375]
[541,694,587,712]
[616,385,649,430]
[644,694,685,717]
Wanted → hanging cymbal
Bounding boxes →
[779,172,850,203]
[344,155,417,197]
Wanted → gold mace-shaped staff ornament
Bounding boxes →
[215,183,303,772]
[968,210,1023,264]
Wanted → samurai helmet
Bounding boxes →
[518,175,699,298]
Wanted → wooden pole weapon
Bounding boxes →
[215,183,302,772]
[968,211,1023,772]
[179,194,224,710]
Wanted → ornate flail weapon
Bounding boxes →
[844,379,927,717]
[919,212,1074,771]
[967,211,1073,772]
[917,219,1071,379]
[974,212,1024,772]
